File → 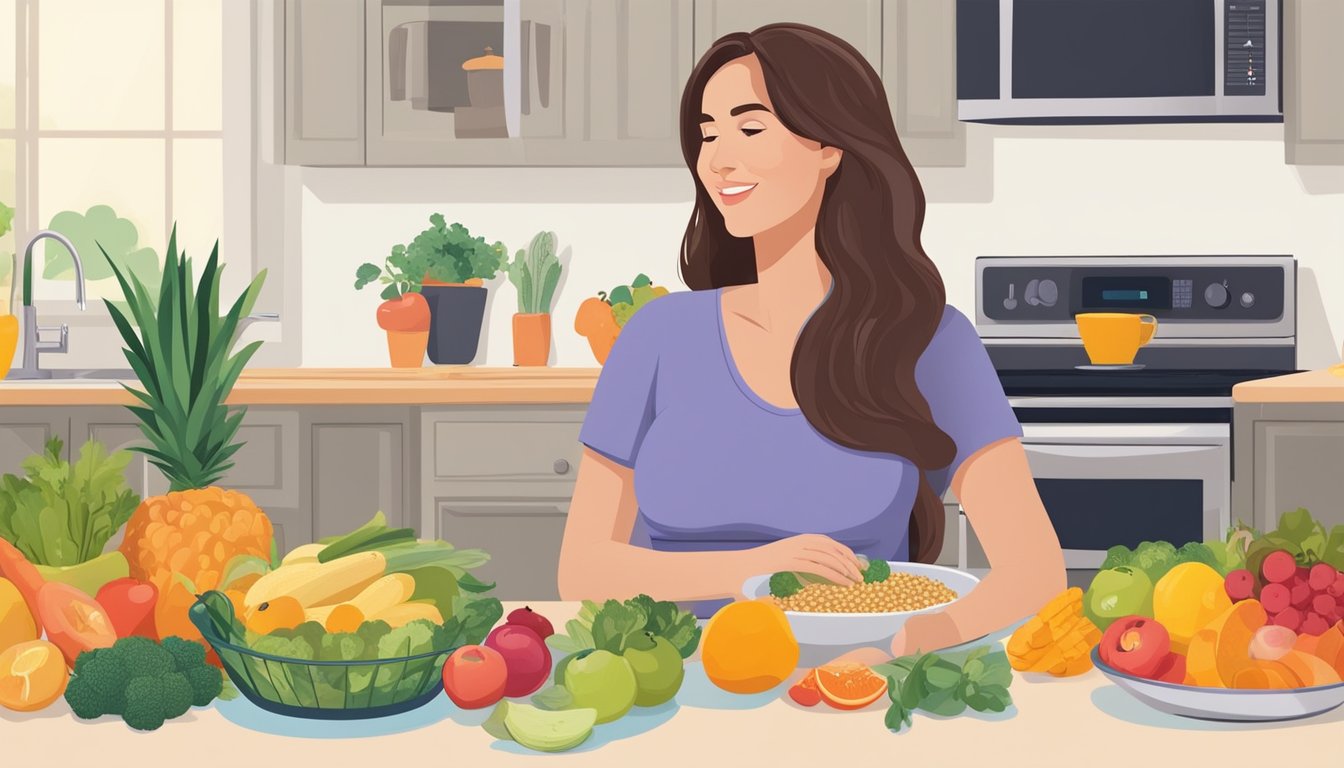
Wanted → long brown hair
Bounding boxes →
[678,24,957,562]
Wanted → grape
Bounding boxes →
[1272,607,1302,632]
[1330,576,1344,599]
[1260,583,1292,614]
[1313,594,1336,615]
[1224,570,1256,602]
[1309,563,1338,591]
[1301,612,1330,637]
[1296,566,1311,582]
[1261,551,1296,584]
[1291,582,1312,609]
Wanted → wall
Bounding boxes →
[300,122,1344,370]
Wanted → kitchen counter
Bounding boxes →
[0,367,603,406]
[1232,366,1344,403]
[4,602,1338,767]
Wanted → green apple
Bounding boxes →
[1083,566,1154,631]
[622,634,684,707]
[561,649,637,724]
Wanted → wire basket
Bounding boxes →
[190,592,452,720]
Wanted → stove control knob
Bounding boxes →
[1204,282,1230,309]
[1240,292,1255,308]
[1038,279,1059,307]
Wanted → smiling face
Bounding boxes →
[695,54,840,239]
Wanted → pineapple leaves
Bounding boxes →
[102,224,268,491]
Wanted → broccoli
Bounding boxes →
[356,620,393,658]
[63,675,107,719]
[64,636,221,728]
[770,572,803,598]
[863,559,892,584]
[161,636,207,671]
[1100,545,1133,571]
[377,619,437,659]
[1174,541,1220,570]
[1133,541,1178,582]
[183,664,224,707]
[117,636,176,679]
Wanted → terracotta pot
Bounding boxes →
[512,313,551,366]
[386,330,429,368]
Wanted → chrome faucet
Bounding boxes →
[7,230,86,379]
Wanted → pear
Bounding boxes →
[482,700,596,753]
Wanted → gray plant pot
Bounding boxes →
[420,284,487,364]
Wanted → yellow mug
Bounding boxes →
[1076,313,1158,365]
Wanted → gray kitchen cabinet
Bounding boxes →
[284,0,366,165]
[1284,0,1344,164]
[307,407,418,542]
[693,0,882,73]
[437,500,570,600]
[883,0,965,167]
[1233,402,1344,532]
[0,410,69,476]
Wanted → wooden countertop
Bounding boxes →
[0,367,604,406]
[5,600,1338,767]
[1232,365,1344,404]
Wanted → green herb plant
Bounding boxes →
[354,243,423,302]
[506,230,562,315]
[546,595,701,659]
[0,436,139,566]
[408,213,507,284]
[872,646,1014,733]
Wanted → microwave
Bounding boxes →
[956,0,1282,124]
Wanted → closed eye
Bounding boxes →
[742,127,764,137]
[701,134,718,143]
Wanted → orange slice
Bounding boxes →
[814,664,888,710]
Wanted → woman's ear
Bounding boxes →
[820,145,843,178]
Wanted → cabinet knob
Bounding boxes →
[553,458,570,475]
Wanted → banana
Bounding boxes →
[244,551,387,610]
[368,601,442,629]
[281,543,327,566]
[302,573,415,626]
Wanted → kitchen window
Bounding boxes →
[0,0,295,368]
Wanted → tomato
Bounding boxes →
[442,644,509,709]
[1099,616,1171,679]
[95,578,157,639]
[377,293,431,332]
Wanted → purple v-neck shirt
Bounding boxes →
[577,287,1021,614]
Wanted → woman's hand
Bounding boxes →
[744,534,866,589]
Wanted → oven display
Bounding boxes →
[1081,276,1171,310]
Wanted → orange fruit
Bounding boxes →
[244,596,305,635]
[702,600,799,694]
[814,664,889,710]
[0,640,68,712]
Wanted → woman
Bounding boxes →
[557,23,1065,660]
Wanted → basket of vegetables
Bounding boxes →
[187,513,504,720]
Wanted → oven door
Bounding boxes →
[959,424,1230,574]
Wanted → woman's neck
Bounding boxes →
[745,199,831,331]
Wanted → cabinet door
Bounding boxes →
[884,0,964,167]
[284,0,366,165]
[693,0,882,73]
[0,410,69,476]
[309,408,417,541]
[421,405,583,502]
[1251,418,1344,531]
[1284,0,1344,164]
[436,500,568,599]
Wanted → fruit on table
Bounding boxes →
[0,640,68,711]
[1083,566,1153,632]
[1149,651,1186,684]
[701,600,799,694]
[486,623,552,698]
[483,699,597,753]
[788,670,821,707]
[1099,616,1171,679]
[1261,550,1296,585]
[1006,587,1101,677]
[1249,624,1298,661]
[368,601,443,628]
[95,578,158,639]
[303,572,416,629]
[562,648,638,724]
[0,538,47,636]
[623,633,685,707]
[1153,562,1232,653]
[38,582,118,668]
[443,644,509,709]
[507,606,554,640]
[0,577,37,654]
[1224,569,1255,601]
[813,664,888,710]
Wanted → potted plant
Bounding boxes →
[405,214,508,364]
[575,274,670,365]
[505,231,561,366]
[354,244,431,368]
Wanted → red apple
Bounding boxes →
[507,606,555,639]
[442,644,509,709]
[485,624,551,698]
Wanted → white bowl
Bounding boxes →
[741,562,980,647]
[1092,647,1344,722]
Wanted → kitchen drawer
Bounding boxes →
[436,499,569,600]
[422,405,585,497]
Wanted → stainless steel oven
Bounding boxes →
[962,255,1297,588]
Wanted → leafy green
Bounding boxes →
[1100,544,1132,571]
[317,511,416,562]
[45,205,160,284]
[864,559,892,583]
[440,596,504,648]
[1173,541,1219,571]
[545,595,701,659]
[407,213,508,284]
[1244,508,1344,573]
[0,436,139,566]
[872,646,1014,733]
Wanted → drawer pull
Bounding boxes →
[553,458,570,474]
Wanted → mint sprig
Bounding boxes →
[873,646,1014,733]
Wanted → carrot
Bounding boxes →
[0,538,47,636]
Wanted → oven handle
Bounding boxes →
[1023,444,1222,460]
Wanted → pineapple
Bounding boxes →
[103,226,273,643]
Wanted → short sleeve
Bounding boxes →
[915,305,1022,496]
[577,302,664,468]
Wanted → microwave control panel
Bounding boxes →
[1225,1,1267,96]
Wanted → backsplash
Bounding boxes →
[300,123,1344,370]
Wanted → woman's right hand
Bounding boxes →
[744,534,866,588]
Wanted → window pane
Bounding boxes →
[173,0,222,131]
[37,138,165,300]
[0,0,15,129]
[39,0,165,131]
[0,139,14,314]
[171,138,223,259]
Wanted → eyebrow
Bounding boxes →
[698,103,772,123]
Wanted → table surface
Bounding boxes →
[4,601,1341,767]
